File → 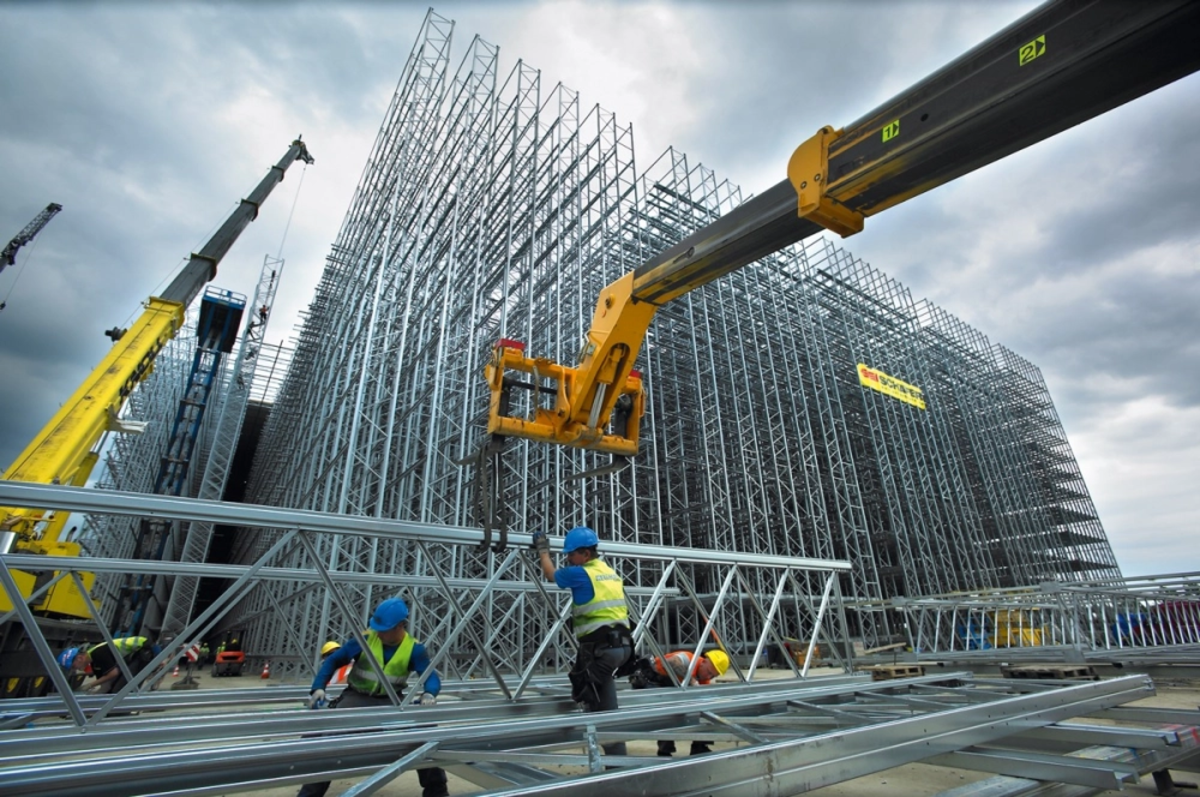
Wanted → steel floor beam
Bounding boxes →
[0,673,1186,797]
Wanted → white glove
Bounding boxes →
[308,688,327,709]
[418,692,437,706]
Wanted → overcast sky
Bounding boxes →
[1,1,1196,578]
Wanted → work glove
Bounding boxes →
[531,531,550,557]
[308,688,327,709]
[418,692,437,706]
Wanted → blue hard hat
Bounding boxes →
[369,597,410,631]
[564,526,599,554]
[57,647,81,670]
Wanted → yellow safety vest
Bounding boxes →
[572,559,628,638]
[346,630,416,696]
[88,637,147,657]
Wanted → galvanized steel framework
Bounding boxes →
[73,306,201,623]
[228,10,1119,658]
[0,13,1191,795]
[74,254,286,638]
[894,573,1200,661]
[0,479,1193,795]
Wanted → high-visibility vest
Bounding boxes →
[654,650,710,684]
[571,559,628,638]
[88,637,147,658]
[330,663,352,685]
[346,630,416,696]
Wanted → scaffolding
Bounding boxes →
[220,11,1121,660]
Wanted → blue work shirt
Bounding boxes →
[554,564,595,604]
[312,637,441,695]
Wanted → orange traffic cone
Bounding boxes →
[260,661,270,679]
[172,664,179,677]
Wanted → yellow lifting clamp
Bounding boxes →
[787,126,864,238]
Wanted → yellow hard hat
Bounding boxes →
[705,649,730,676]
[321,641,341,656]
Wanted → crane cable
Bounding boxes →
[0,234,43,313]
[113,157,310,336]
[275,160,309,260]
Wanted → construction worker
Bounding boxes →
[532,525,633,758]
[57,636,159,694]
[629,648,731,756]
[319,640,351,685]
[298,597,447,797]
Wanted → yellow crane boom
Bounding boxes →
[486,0,1200,458]
[0,138,314,618]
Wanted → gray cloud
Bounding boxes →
[1,1,1196,577]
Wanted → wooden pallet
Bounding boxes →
[861,664,926,681]
[1000,664,1099,681]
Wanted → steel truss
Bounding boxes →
[886,573,1200,664]
[0,480,853,708]
[6,485,1196,795]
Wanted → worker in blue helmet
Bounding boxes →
[298,596,448,797]
[532,525,633,758]
[59,636,160,694]
[57,647,89,692]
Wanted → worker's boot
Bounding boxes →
[418,766,449,797]
[656,741,675,757]
[690,742,713,755]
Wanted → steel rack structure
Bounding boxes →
[71,304,202,622]
[228,9,1122,660]
[159,255,288,643]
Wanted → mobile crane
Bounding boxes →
[485,1,1200,464]
[1,203,63,312]
[0,138,313,696]
[1,203,63,276]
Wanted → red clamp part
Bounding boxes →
[496,338,526,352]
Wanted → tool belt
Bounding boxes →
[577,624,632,650]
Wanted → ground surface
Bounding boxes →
[161,666,1198,797]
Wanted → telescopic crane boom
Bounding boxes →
[1,202,62,275]
[486,0,1200,459]
[0,138,313,621]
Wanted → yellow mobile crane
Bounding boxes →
[0,139,313,639]
[486,1,1200,460]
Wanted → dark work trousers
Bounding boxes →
[630,673,713,756]
[296,688,449,797]
[571,639,632,758]
[94,648,152,694]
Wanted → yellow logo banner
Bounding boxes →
[857,363,926,410]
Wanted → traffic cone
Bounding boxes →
[260,660,270,679]
[172,664,179,677]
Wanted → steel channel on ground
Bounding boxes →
[0,674,1167,796]
[0,675,872,760]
